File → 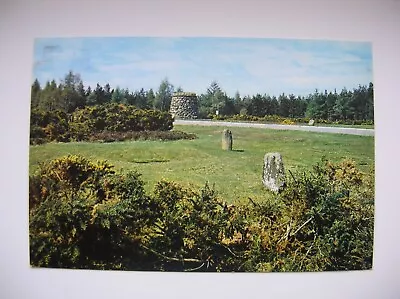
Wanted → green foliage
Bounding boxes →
[216,113,373,127]
[30,103,176,144]
[144,181,243,271]
[30,125,375,202]
[273,159,374,271]
[30,155,374,272]
[60,71,86,112]
[280,119,295,125]
[31,79,41,110]
[29,155,115,210]
[111,87,126,103]
[33,72,86,113]
[70,103,173,140]
[30,109,70,144]
[29,155,156,269]
[31,71,374,124]
[154,78,174,111]
[306,86,374,122]
[198,81,235,117]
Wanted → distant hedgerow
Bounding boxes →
[71,103,173,136]
[213,114,373,126]
[29,103,180,144]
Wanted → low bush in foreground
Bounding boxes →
[29,155,374,271]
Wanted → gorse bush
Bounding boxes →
[70,103,173,139]
[271,159,374,271]
[29,155,374,271]
[30,103,176,144]
[30,109,71,144]
[280,119,295,125]
[29,155,157,269]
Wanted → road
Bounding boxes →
[174,119,375,136]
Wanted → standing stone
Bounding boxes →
[308,119,315,126]
[262,153,286,192]
[222,129,233,151]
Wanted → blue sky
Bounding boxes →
[33,37,373,97]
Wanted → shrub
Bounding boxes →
[29,156,374,272]
[231,114,258,122]
[274,159,374,271]
[29,155,158,269]
[220,114,374,127]
[30,104,176,144]
[30,126,47,145]
[29,155,115,211]
[280,119,295,125]
[71,103,174,139]
[30,109,70,144]
[263,115,283,123]
[143,181,244,271]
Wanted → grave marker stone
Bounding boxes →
[262,152,286,192]
[222,129,233,151]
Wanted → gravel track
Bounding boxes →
[174,119,374,136]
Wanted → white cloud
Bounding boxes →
[33,37,372,97]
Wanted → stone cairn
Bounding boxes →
[262,152,286,193]
[222,129,233,150]
[169,92,199,119]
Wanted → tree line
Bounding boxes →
[31,71,374,122]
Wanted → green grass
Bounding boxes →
[29,125,375,203]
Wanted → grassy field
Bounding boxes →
[29,125,375,203]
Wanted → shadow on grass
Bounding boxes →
[132,159,170,164]
[232,149,244,152]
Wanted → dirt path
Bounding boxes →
[174,119,374,136]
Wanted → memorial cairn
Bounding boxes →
[169,92,199,119]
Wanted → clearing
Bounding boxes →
[29,125,375,203]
